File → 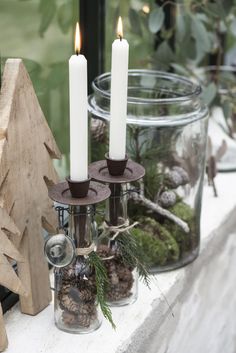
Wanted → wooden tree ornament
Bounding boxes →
[0,207,27,351]
[0,59,61,316]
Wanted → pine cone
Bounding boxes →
[78,302,97,316]
[58,283,71,297]
[106,290,121,302]
[106,259,134,301]
[59,293,80,313]
[159,190,177,208]
[110,272,119,285]
[116,265,133,282]
[115,255,135,272]
[97,244,114,258]
[77,314,92,328]
[84,276,97,296]
[172,166,189,184]
[90,118,107,143]
[107,282,132,301]
[62,310,78,325]
[58,283,74,305]
[74,258,92,278]
[61,265,77,282]
[97,245,136,302]
[118,280,133,295]
[164,170,183,188]
[78,288,95,302]
[106,261,115,273]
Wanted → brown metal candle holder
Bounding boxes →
[47,179,111,259]
[49,180,110,206]
[105,153,128,176]
[89,155,145,185]
[66,177,91,199]
[88,156,145,226]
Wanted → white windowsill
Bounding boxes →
[3,172,236,353]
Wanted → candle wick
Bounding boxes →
[75,49,79,56]
[118,35,122,41]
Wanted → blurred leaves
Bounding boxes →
[202,82,217,105]
[22,0,236,144]
[38,0,74,37]
[222,100,233,122]
[170,63,189,76]
[145,0,236,72]
[57,2,73,34]
[141,0,236,143]
[206,3,225,19]
[129,8,142,36]
[148,6,164,34]
[176,11,186,42]
[47,62,68,89]
[179,36,197,61]
[155,41,175,68]
[191,16,211,54]
[38,0,56,37]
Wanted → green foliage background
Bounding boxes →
[1,0,236,176]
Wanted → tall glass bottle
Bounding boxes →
[97,184,138,306]
[54,205,102,333]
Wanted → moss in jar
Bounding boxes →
[131,218,179,267]
[131,201,196,268]
[165,202,197,256]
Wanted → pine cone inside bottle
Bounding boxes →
[90,118,107,143]
[164,166,190,188]
[97,244,134,302]
[57,262,98,328]
[159,190,177,208]
[62,310,78,325]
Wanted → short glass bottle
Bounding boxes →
[53,205,102,334]
[97,183,138,306]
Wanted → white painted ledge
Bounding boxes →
[4,173,236,353]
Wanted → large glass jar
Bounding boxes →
[88,70,209,272]
[97,183,138,306]
[47,205,102,334]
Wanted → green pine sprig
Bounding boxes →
[88,251,116,329]
[115,231,151,289]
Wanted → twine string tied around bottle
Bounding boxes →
[76,242,96,256]
[102,220,139,241]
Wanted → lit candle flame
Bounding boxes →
[74,22,81,55]
[142,5,150,14]
[117,16,123,40]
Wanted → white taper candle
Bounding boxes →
[69,22,88,181]
[109,17,129,160]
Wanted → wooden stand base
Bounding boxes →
[0,305,8,352]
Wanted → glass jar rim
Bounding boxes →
[200,65,236,73]
[92,69,202,104]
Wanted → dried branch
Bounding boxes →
[130,190,190,233]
